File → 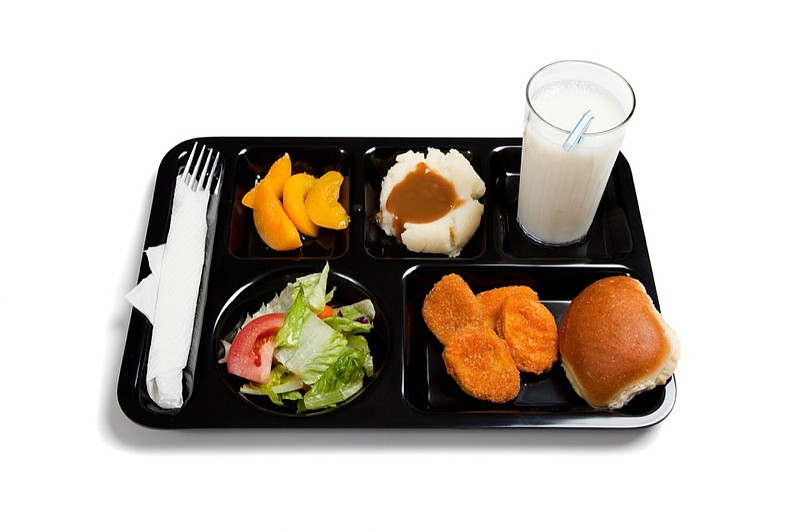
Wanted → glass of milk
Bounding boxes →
[517,60,635,246]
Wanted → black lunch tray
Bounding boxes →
[117,137,676,429]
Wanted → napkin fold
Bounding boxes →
[126,176,211,409]
[125,245,165,324]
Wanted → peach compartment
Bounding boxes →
[228,145,351,259]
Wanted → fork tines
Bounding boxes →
[180,141,223,194]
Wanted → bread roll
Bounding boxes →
[558,276,680,409]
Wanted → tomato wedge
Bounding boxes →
[226,313,285,384]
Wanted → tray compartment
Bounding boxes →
[491,146,635,261]
[402,263,669,417]
[363,144,488,260]
[228,145,352,260]
[212,265,391,416]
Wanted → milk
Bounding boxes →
[518,63,634,246]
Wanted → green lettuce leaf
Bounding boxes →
[302,347,368,410]
[275,312,349,385]
[347,335,374,377]
[323,299,375,335]
[240,365,304,406]
[275,287,312,349]
[292,262,332,314]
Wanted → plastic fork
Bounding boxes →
[181,141,223,194]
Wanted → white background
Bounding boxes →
[3,1,797,529]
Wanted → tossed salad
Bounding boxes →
[221,263,375,412]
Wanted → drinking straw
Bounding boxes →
[562,109,595,151]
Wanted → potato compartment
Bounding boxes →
[363,145,488,260]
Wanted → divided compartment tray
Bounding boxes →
[117,137,676,429]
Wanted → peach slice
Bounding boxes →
[242,187,256,209]
[305,171,350,230]
[252,178,302,251]
[242,153,292,208]
[283,172,320,238]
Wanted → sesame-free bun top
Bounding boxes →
[558,276,680,410]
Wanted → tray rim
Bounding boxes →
[117,136,676,430]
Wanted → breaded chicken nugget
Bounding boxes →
[477,285,539,329]
[442,325,520,403]
[422,274,483,345]
[496,292,558,374]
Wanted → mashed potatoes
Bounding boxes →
[377,148,485,257]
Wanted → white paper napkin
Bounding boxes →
[124,245,165,324]
[126,176,210,409]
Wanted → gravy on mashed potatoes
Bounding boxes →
[377,148,485,257]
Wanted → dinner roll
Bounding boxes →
[558,276,680,409]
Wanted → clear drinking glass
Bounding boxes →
[517,60,635,246]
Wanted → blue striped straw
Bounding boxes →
[562,109,595,151]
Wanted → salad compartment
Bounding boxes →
[117,137,675,429]
[213,267,390,417]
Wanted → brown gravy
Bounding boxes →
[386,162,463,237]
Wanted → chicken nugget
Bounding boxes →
[496,292,558,374]
[422,274,483,345]
[442,325,520,403]
[477,285,539,330]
